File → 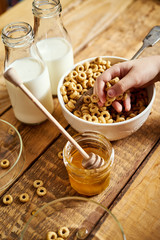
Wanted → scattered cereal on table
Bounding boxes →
[19,193,30,203]
[46,231,57,240]
[58,151,63,159]
[0,159,10,169]
[3,194,13,205]
[58,226,70,238]
[33,179,44,188]
[36,186,47,197]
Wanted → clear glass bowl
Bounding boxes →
[20,196,126,240]
[0,119,25,192]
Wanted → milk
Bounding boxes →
[37,37,74,95]
[6,57,54,124]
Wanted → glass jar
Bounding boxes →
[32,0,74,95]
[63,132,114,196]
[2,22,54,124]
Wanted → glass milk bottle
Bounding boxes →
[32,0,74,95]
[2,22,54,124]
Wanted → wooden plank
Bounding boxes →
[0,83,159,238]
[94,142,160,240]
[75,0,160,62]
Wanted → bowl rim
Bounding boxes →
[0,119,24,182]
[20,196,126,240]
[57,55,156,127]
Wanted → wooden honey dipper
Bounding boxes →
[4,68,105,170]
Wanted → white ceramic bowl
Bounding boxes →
[57,56,156,141]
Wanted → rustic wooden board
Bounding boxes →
[94,141,160,240]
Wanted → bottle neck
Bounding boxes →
[32,0,62,18]
[2,22,34,48]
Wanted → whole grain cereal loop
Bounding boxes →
[19,193,30,203]
[57,238,64,240]
[90,64,98,72]
[60,86,67,96]
[99,106,106,112]
[76,84,83,92]
[84,61,90,70]
[63,81,70,87]
[69,70,78,79]
[81,80,88,88]
[93,72,101,79]
[0,159,10,169]
[74,110,82,118]
[95,57,103,64]
[105,82,112,91]
[106,118,114,123]
[90,105,99,113]
[58,226,70,238]
[106,60,111,68]
[63,95,69,104]
[70,91,80,100]
[116,94,123,101]
[98,116,106,123]
[82,110,90,115]
[81,104,89,110]
[85,69,93,77]
[33,179,44,188]
[83,95,91,104]
[91,116,98,123]
[100,111,110,120]
[105,97,116,107]
[82,114,92,121]
[58,151,63,159]
[65,104,73,112]
[37,187,47,197]
[76,64,84,72]
[81,89,88,94]
[91,111,100,117]
[46,231,57,240]
[129,113,136,118]
[8,128,15,135]
[3,194,13,205]
[102,65,107,70]
[91,94,99,103]
[68,82,77,91]
[109,77,120,85]
[88,78,95,87]
[116,115,125,122]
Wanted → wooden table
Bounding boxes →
[0,0,160,239]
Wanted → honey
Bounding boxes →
[63,132,114,196]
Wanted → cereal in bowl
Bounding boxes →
[60,57,148,123]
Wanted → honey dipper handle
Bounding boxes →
[4,68,89,160]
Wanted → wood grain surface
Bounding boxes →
[0,0,160,239]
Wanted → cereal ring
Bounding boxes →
[88,78,95,87]
[19,193,30,203]
[0,159,10,169]
[68,82,77,91]
[91,116,98,123]
[63,95,69,104]
[76,84,83,92]
[46,231,57,240]
[82,114,92,122]
[83,61,90,70]
[8,128,15,135]
[100,111,110,120]
[98,116,106,123]
[76,64,84,72]
[58,226,70,238]
[58,151,63,159]
[3,194,13,205]
[33,179,44,188]
[93,72,101,79]
[83,95,91,104]
[60,86,67,96]
[37,187,47,197]
[69,70,78,79]
[91,94,99,103]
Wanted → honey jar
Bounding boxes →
[63,132,114,196]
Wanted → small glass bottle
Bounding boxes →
[32,0,74,95]
[63,132,114,196]
[2,21,54,124]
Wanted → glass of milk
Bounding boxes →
[32,0,74,95]
[2,22,54,124]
